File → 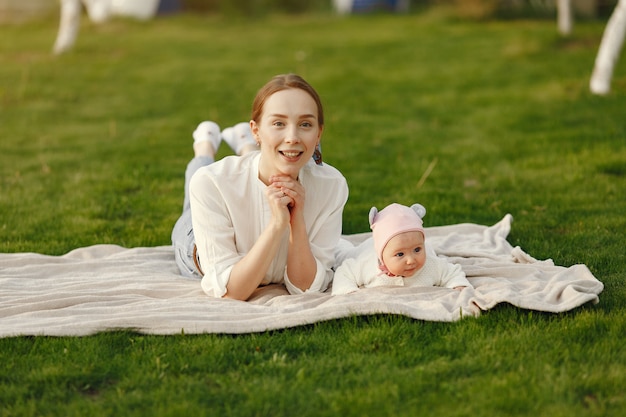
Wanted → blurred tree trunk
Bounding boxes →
[557,0,573,35]
[53,0,82,55]
[590,0,626,94]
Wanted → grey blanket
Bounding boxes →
[0,215,603,336]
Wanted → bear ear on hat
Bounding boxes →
[369,207,379,227]
[411,203,426,219]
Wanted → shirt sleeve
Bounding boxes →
[332,239,395,294]
[190,167,243,298]
[331,257,362,295]
[435,256,472,289]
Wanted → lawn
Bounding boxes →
[1,6,625,417]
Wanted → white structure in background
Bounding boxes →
[53,0,160,54]
[590,0,626,94]
[332,0,353,15]
[557,0,573,35]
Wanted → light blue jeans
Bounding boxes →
[171,156,213,278]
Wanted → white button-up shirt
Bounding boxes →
[190,152,349,298]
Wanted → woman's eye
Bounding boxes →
[301,121,312,128]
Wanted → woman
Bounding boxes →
[172,74,349,301]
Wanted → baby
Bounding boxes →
[332,203,471,295]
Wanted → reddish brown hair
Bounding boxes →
[251,74,324,127]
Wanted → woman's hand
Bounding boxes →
[268,174,315,291]
[265,182,293,230]
[269,174,305,223]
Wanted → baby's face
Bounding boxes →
[381,231,426,277]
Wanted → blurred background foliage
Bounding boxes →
[180,0,619,19]
[0,0,620,24]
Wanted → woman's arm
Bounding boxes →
[269,174,317,291]
[225,179,295,300]
[225,220,286,300]
[191,162,292,301]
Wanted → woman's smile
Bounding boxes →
[280,150,304,159]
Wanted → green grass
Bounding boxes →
[1,7,625,416]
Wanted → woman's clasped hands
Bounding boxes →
[267,174,305,226]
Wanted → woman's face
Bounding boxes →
[252,88,322,183]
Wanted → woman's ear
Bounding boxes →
[250,120,260,144]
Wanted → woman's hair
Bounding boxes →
[251,74,324,127]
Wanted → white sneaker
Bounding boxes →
[222,122,256,155]
[192,121,221,152]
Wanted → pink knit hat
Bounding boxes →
[369,203,426,270]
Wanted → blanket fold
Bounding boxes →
[0,215,603,336]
